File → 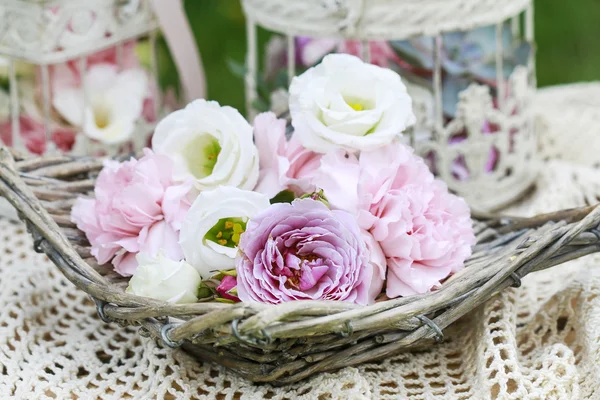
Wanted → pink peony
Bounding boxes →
[253,112,322,198]
[71,149,193,276]
[0,116,76,154]
[313,141,475,297]
[236,198,376,305]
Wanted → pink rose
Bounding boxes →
[71,149,193,276]
[253,112,322,198]
[236,199,376,305]
[313,141,475,297]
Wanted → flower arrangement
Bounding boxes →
[71,53,476,306]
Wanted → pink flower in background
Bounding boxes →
[313,141,475,297]
[253,112,322,198]
[236,199,376,305]
[0,116,75,154]
[299,39,400,68]
[450,121,500,180]
[264,36,400,79]
[71,149,193,276]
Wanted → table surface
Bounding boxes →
[2,83,600,399]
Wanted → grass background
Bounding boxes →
[182,0,600,113]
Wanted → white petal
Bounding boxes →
[52,87,84,127]
[82,107,136,144]
[84,64,119,93]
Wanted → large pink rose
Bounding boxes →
[71,149,193,276]
[236,199,376,305]
[313,141,475,297]
[253,112,322,198]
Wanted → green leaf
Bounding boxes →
[270,190,296,204]
[300,189,330,207]
[197,282,216,299]
[214,298,236,304]
[219,269,238,277]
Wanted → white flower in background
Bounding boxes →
[52,64,147,144]
[152,99,260,190]
[179,186,270,278]
[289,53,416,153]
[126,252,201,304]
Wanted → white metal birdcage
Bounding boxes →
[242,0,537,212]
[0,0,168,157]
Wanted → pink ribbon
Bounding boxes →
[149,0,206,102]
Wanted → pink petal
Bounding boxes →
[112,251,138,277]
[312,151,360,213]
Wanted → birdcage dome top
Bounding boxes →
[242,0,529,40]
[0,0,157,64]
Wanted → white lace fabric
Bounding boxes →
[2,84,600,399]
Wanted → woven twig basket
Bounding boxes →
[1,145,600,385]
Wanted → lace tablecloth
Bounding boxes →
[2,83,600,400]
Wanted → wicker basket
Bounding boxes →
[1,145,600,385]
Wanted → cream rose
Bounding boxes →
[152,99,259,190]
[179,186,270,278]
[126,252,201,304]
[289,53,416,153]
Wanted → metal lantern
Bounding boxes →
[242,0,537,212]
[0,0,169,157]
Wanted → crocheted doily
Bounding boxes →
[1,84,600,399]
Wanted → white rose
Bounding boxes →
[289,53,416,153]
[179,186,270,278]
[152,99,259,190]
[126,252,201,304]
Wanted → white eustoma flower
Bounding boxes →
[179,186,270,278]
[152,99,260,190]
[52,64,147,144]
[289,53,416,153]
[126,252,201,304]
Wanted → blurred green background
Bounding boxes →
[182,0,600,113]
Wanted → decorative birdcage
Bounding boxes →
[242,0,537,212]
[0,0,172,157]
